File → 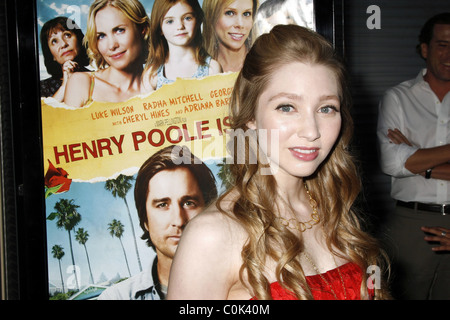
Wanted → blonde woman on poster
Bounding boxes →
[63,0,150,108]
[167,25,391,300]
[142,0,221,92]
[202,0,258,73]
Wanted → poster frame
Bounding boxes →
[2,0,47,300]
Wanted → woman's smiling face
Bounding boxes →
[215,0,253,51]
[247,62,342,181]
[95,5,144,70]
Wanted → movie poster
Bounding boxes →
[37,0,315,300]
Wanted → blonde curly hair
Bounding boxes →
[218,24,391,300]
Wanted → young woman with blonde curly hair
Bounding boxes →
[167,24,390,300]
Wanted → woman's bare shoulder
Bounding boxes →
[64,71,92,107]
[69,71,92,84]
[186,199,246,245]
[208,58,222,75]
[141,67,157,92]
[168,195,248,299]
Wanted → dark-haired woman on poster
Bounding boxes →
[40,16,90,101]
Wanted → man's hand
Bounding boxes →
[422,226,450,251]
[387,128,413,146]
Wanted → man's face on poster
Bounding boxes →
[144,167,205,260]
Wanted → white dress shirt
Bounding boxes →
[377,69,450,204]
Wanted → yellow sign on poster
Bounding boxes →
[41,73,237,182]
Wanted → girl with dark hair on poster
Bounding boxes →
[142,0,221,92]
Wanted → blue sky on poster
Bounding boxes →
[45,175,155,288]
[36,0,156,34]
[45,163,222,290]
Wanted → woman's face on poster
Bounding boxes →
[95,5,144,70]
[47,28,80,66]
[215,0,253,51]
[161,1,197,48]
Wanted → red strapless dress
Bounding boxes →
[252,262,373,300]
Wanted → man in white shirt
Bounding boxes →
[377,12,450,299]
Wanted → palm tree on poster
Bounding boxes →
[217,157,234,191]
[105,174,142,272]
[47,199,82,290]
[51,244,65,294]
[75,228,95,284]
[108,219,132,277]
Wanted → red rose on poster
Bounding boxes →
[44,160,72,198]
